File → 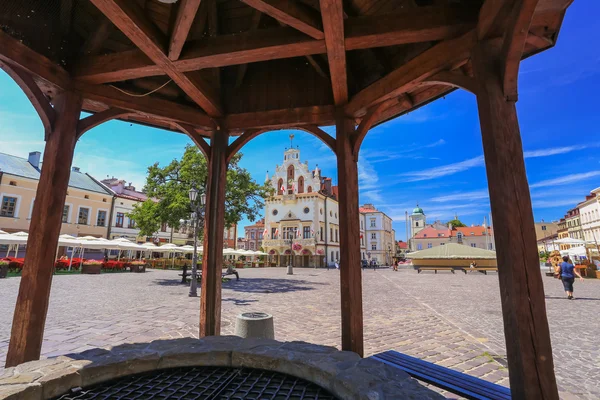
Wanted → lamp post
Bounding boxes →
[387,245,392,267]
[188,187,206,297]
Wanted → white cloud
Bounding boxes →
[399,156,485,182]
[431,189,490,203]
[523,145,589,158]
[532,198,582,209]
[529,171,600,189]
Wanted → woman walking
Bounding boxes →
[559,256,584,300]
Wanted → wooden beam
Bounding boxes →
[226,129,264,163]
[477,0,509,40]
[241,0,324,40]
[0,30,71,89]
[89,0,223,116]
[0,61,56,139]
[77,108,132,139]
[200,130,228,338]
[5,91,82,368]
[472,42,558,399]
[304,55,329,79]
[298,125,336,153]
[206,0,220,90]
[525,31,553,48]
[422,70,478,95]
[335,112,363,356]
[175,122,211,158]
[168,0,203,61]
[80,18,113,56]
[345,31,474,116]
[74,81,216,129]
[75,5,475,84]
[353,97,399,160]
[320,0,348,105]
[501,0,539,101]
[224,105,336,130]
[235,10,263,88]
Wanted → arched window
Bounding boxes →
[287,165,295,194]
[307,186,312,193]
[298,176,304,193]
[277,178,283,195]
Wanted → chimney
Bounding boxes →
[28,151,41,169]
[72,166,80,173]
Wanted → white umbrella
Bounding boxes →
[179,245,195,253]
[0,229,6,234]
[553,238,587,245]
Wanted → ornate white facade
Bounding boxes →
[263,147,342,267]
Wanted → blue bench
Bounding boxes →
[372,351,511,400]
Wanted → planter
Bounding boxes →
[595,270,600,279]
[130,264,146,273]
[0,265,8,279]
[81,264,101,274]
[258,262,265,268]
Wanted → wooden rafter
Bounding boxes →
[168,0,203,61]
[320,0,348,105]
[77,108,132,139]
[74,81,215,129]
[226,129,264,163]
[235,10,263,88]
[345,31,474,116]
[0,61,55,140]
[353,97,399,160]
[241,0,324,39]
[224,105,335,130]
[478,0,510,40]
[74,5,475,84]
[80,18,112,56]
[422,70,478,95]
[175,122,211,158]
[89,0,223,116]
[298,125,336,152]
[501,0,539,101]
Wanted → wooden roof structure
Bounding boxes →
[1,1,573,399]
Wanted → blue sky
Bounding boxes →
[1,2,598,241]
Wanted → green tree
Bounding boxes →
[448,219,466,228]
[129,145,273,237]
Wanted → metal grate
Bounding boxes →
[53,366,338,400]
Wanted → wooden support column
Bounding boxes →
[200,129,228,337]
[6,90,82,367]
[335,112,364,356]
[472,42,558,400]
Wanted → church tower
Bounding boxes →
[410,204,426,238]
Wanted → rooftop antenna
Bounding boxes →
[289,133,295,148]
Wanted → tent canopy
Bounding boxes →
[409,243,497,260]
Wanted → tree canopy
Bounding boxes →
[128,145,272,238]
[448,219,466,228]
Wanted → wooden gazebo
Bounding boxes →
[1,0,572,398]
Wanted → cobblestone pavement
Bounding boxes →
[0,267,598,399]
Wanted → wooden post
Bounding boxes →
[200,129,228,337]
[335,112,364,356]
[5,90,82,367]
[472,43,558,399]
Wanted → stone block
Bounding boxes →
[0,383,42,400]
[38,366,82,399]
[234,313,274,340]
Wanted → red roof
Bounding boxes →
[451,226,493,237]
[397,241,408,249]
[414,226,451,239]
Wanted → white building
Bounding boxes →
[359,204,396,264]
[578,188,600,244]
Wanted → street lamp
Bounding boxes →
[188,186,206,297]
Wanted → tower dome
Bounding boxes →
[412,204,424,215]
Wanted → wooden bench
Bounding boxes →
[417,267,455,274]
[462,267,498,275]
[372,351,511,400]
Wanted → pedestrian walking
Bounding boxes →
[335,259,340,270]
[558,256,584,300]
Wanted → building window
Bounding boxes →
[250,242,255,249]
[331,251,334,262]
[320,227,323,241]
[116,213,124,228]
[415,221,419,227]
[259,232,263,239]
[371,244,377,250]
[370,218,376,227]
[441,243,445,245]
[128,218,136,229]
[1,196,17,217]
[251,232,255,239]
[336,251,339,261]
[62,205,70,223]
[330,227,333,240]
[371,233,376,239]
[423,234,427,238]
[78,207,89,225]
[471,243,476,248]
[457,232,463,241]
[541,225,547,230]
[307,186,312,192]
[417,244,422,250]
[272,209,278,216]
[303,226,310,239]
[271,228,277,238]
[84,195,89,199]
[9,181,17,186]
[427,243,432,248]
[97,210,107,227]
[298,176,304,194]
[303,207,310,214]
[489,243,493,250]
[277,179,284,195]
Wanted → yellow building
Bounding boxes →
[0,151,113,239]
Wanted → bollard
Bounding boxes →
[235,312,274,339]
[287,265,293,275]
